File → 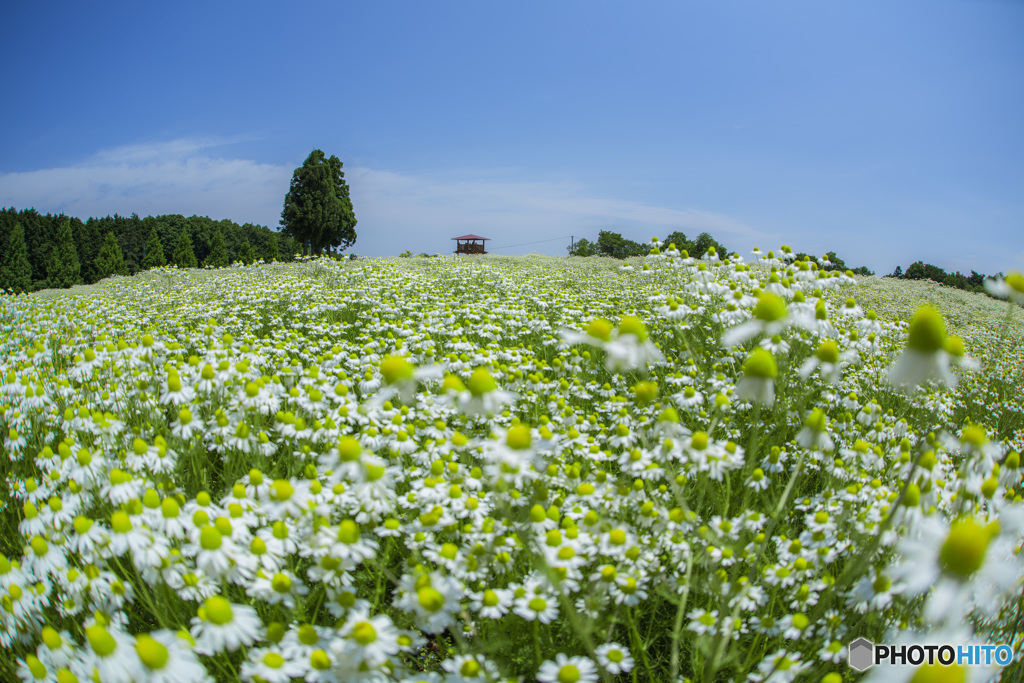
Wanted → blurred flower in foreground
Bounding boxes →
[370,355,442,406]
[983,270,1024,305]
[445,367,517,417]
[798,339,858,385]
[889,507,1024,626]
[736,348,778,406]
[887,306,956,391]
[722,292,790,348]
[604,317,664,372]
[561,317,663,373]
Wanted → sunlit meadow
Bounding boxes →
[1,245,1023,683]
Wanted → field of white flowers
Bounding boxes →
[1,245,1022,683]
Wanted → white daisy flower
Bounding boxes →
[190,595,262,655]
[536,653,599,683]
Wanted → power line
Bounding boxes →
[488,236,573,251]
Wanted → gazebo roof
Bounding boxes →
[451,234,489,241]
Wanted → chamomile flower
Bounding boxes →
[536,654,599,683]
[83,622,137,683]
[735,348,778,407]
[594,643,634,675]
[721,292,790,348]
[983,270,1024,305]
[241,646,306,683]
[888,305,956,391]
[332,607,403,672]
[190,595,262,654]
[394,570,463,633]
[603,317,664,373]
[128,630,212,683]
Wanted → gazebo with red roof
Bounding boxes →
[452,234,490,255]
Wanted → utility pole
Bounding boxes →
[570,236,574,253]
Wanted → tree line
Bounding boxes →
[568,230,731,260]
[0,208,303,293]
[568,230,876,277]
[885,261,1000,295]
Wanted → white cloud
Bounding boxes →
[0,138,764,256]
[348,169,763,256]
[0,139,291,227]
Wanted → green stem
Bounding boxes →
[669,555,694,683]
[626,606,654,682]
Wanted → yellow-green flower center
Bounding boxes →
[558,664,581,683]
[310,650,331,670]
[907,306,947,353]
[86,625,117,657]
[816,340,839,364]
[135,634,169,670]
[26,655,47,679]
[939,520,990,579]
[417,586,444,612]
[351,621,377,645]
[199,526,222,551]
[909,662,966,683]
[742,348,777,379]
[467,368,497,395]
[204,596,234,625]
[271,573,292,593]
[337,520,360,544]
[506,425,532,450]
[618,316,648,341]
[753,293,787,323]
[586,318,613,341]
[380,356,415,385]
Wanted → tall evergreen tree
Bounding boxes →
[95,232,128,279]
[47,218,81,288]
[172,229,198,268]
[280,149,357,255]
[205,228,229,268]
[74,218,102,284]
[0,222,33,293]
[238,238,256,265]
[142,226,166,269]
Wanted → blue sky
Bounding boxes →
[1,1,1021,276]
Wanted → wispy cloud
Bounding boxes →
[0,138,764,256]
[347,169,763,255]
[0,138,290,227]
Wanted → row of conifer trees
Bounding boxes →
[0,208,302,293]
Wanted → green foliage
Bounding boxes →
[795,250,874,276]
[47,218,81,289]
[595,230,648,259]
[238,238,256,265]
[265,233,281,262]
[95,232,128,279]
[204,228,229,268]
[0,222,32,293]
[567,237,598,256]
[891,260,991,295]
[142,226,167,269]
[0,207,301,289]
[662,230,690,253]
[73,217,102,284]
[280,149,357,255]
[173,229,198,269]
[691,231,729,259]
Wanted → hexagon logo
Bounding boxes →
[849,637,875,671]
